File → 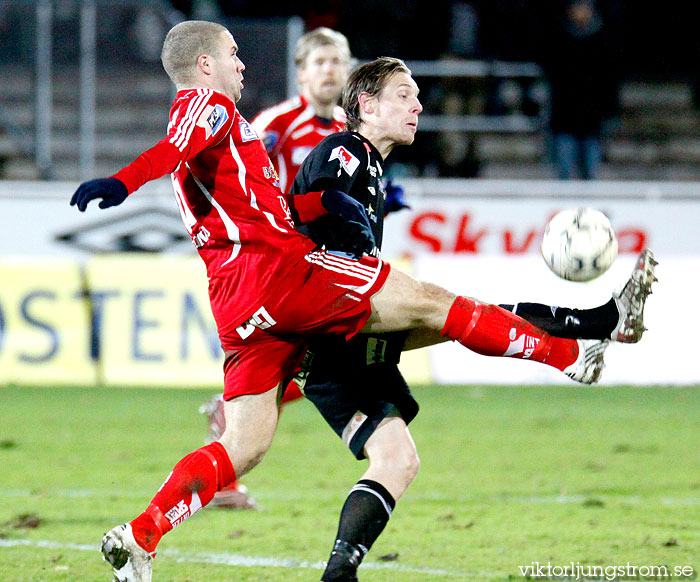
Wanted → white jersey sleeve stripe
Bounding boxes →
[170,92,205,150]
[278,104,315,151]
[251,96,302,134]
[169,91,205,149]
[170,90,211,151]
[174,91,211,150]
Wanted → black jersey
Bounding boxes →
[290,133,416,457]
[291,131,386,254]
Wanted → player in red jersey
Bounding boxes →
[252,27,349,193]
[199,28,351,509]
[203,27,409,509]
[69,21,638,582]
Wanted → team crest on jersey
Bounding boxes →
[239,121,258,142]
[207,104,229,136]
[329,146,360,176]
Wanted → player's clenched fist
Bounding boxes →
[70,177,128,212]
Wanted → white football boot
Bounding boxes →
[563,339,609,384]
[101,523,154,582]
[198,394,226,444]
[208,481,259,510]
[611,249,658,343]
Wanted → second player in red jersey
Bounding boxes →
[252,28,350,192]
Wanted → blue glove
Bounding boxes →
[70,177,128,212]
[308,215,375,259]
[321,189,372,229]
[384,179,410,215]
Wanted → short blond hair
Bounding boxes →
[294,27,351,69]
[161,20,229,86]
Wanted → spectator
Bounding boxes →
[541,0,621,180]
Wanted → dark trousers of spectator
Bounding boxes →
[551,132,602,180]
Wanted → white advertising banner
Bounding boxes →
[410,254,692,386]
[0,179,697,386]
[2,178,698,258]
[2,179,191,259]
[380,179,700,259]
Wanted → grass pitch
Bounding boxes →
[1,384,699,581]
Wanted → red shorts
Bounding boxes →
[221,250,391,400]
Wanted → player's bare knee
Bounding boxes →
[372,442,420,483]
[236,449,267,476]
[391,448,420,489]
[401,448,420,483]
[217,432,270,478]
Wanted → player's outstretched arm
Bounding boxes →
[289,188,376,257]
[70,177,128,212]
[70,139,184,212]
[290,189,370,226]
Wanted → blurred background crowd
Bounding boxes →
[2,0,700,181]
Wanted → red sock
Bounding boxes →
[130,441,236,552]
[281,380,304,404]
[440,296,579,371]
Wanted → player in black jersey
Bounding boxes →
[290,57,656,582]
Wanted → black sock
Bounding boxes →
[322,479,396,581]
[499,299,618,339]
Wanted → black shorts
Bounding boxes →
[299,331,419,460]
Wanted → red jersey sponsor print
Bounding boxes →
[252,95,345,192]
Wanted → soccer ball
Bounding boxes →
[541,207,618,282]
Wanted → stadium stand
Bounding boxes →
[1,1,700,181]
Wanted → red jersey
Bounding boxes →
[252,95,345,192]
[113,88,315,337]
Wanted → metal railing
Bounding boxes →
[0,2,544,180]
[405,59,545,134]
[0,0,184,179]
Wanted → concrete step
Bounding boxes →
[480,160,700,181]
[479,161,553,179]
[616,110,700,137]
[2,102,170,133]
[619,81,692,110]
[476,134,544,161]
[606,137,700,164]
[0,157,152,181]
[47,131,163,160]
[477,133,700,165]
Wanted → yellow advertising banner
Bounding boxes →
[0,254,432,389]
[0,259,95,385]
[85,254,223,388]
